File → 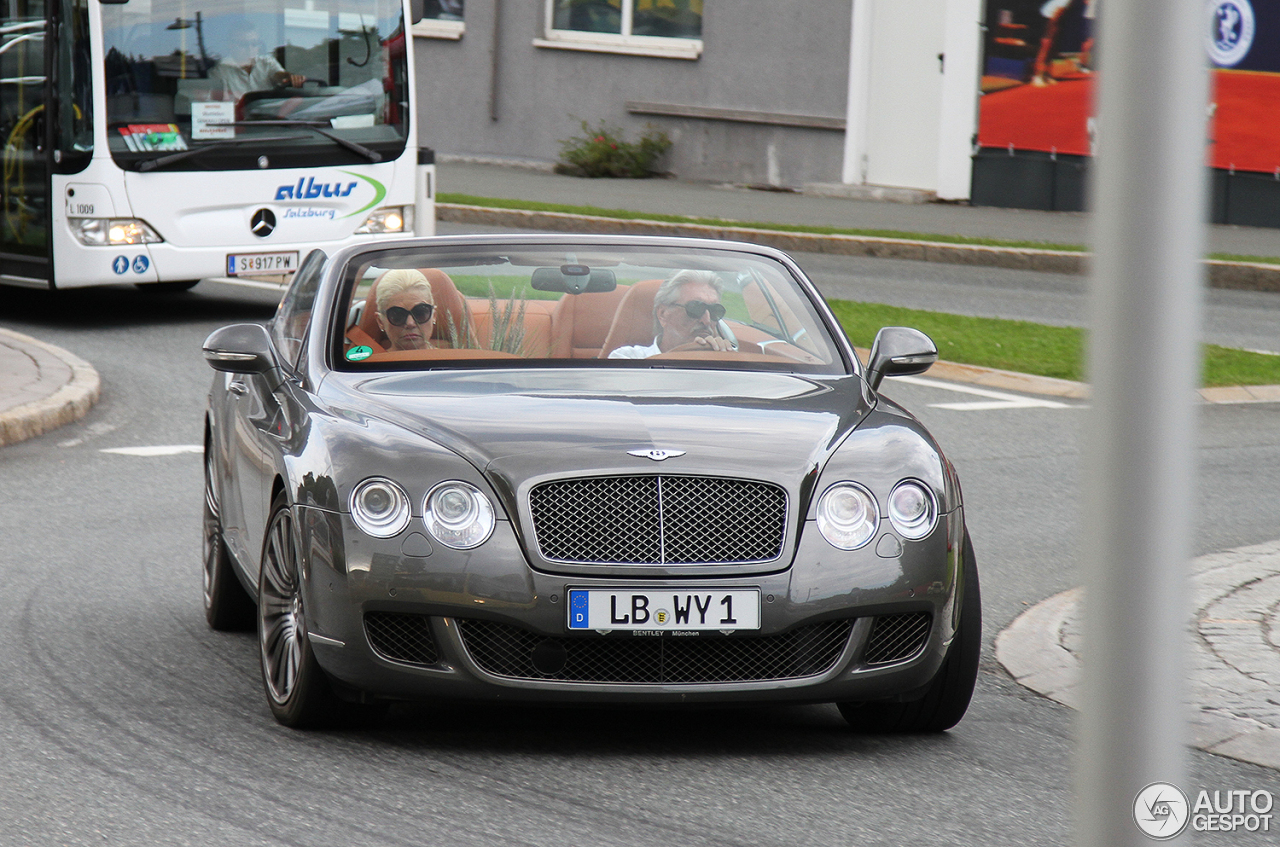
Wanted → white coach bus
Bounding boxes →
[1,0,433,291]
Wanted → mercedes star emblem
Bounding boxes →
[627,448,687,462]
[250,208,276,238]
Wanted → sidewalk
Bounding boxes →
[0,328,99,448]
[998,540,1280,771]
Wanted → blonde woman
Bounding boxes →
[375,269,436,351]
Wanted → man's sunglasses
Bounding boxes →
[384,303,435,326]
[678,300,727,322]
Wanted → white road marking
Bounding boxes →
[100,445,204,457]
[892,376,1075,410]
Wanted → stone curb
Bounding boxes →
[0,329,101,448]
[996,539,1280,771]
[437,204,1280,293]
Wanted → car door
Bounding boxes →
[229,250,328,574]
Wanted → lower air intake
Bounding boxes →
[365,612,440,667]
[863,611,932,665]
[456,618,854,683]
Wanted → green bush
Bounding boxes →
[557,120,671,178]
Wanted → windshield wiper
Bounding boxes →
[216,120,382,163]
[136,135,296,172]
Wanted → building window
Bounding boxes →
[536,0,702,59]
[413,0,464,39]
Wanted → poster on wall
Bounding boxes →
[978,0,1280,174]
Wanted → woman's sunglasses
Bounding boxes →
[384,303,435,326]
[679,300,727,322]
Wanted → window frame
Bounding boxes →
[535,0,702,61]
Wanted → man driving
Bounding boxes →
[609,269,735,358]
[209,18,304,101]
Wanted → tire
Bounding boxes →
[203,445,255,631]
[258,493,377,728]
[839,531,982,733]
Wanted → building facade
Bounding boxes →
[411,1,984,200]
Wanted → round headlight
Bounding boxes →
[423,481,495,549]
[350,477,411,538]
[888,480,937,540]
[816,482,879,550]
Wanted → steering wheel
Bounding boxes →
[716,319,739,352]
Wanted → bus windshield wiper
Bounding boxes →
[218,120,383,163]
[136,135,297,172]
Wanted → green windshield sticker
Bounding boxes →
[341,171,388,218]
[346,345,373,361]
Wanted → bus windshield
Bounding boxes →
[101,0,408,171]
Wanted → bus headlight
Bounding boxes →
[69,218,163,246]
[354,206,412,234]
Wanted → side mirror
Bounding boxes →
[203,324,277,374]
[865,326,937,391]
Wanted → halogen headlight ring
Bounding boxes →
[888,479,938,540]
[423,480,495,549]
[816,482,880,550]
[349,477,412,538]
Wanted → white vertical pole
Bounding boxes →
[935,0,983,200]
[1079,0,1209,844]
[842,0,874,185]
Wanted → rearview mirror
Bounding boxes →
[865,326,937,391]
[531,265,617,294]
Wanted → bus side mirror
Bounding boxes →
[410,0,425,24]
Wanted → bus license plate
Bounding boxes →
[227,251,299,276]
[567,588,760,632]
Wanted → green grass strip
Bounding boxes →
[438,192,1280,266]
[437,193,1082,252]
[827,300,1280,388]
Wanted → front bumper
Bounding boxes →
[296,505,965,705]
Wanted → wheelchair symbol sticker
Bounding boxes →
[132,255,149,274]
[112,256,129,275]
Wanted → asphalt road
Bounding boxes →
[0,251,1277,846]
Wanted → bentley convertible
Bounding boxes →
[201,234,980,730]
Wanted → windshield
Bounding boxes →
[102,0,408,171]
[333,243,848,375]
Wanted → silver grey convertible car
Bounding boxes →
[202,234,979,731]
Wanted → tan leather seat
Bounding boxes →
[550,284,632,358]
[597,279,664,358]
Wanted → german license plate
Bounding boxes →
[567,588,760,633]
[227,251,298,276]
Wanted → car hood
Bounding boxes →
[326,368,870,491]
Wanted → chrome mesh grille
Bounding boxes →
[456,618,853,683]
[364,612,439,666]
[529,475,787,565]
[863,612,932,665]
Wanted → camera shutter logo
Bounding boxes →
[1134,782,1191,840]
